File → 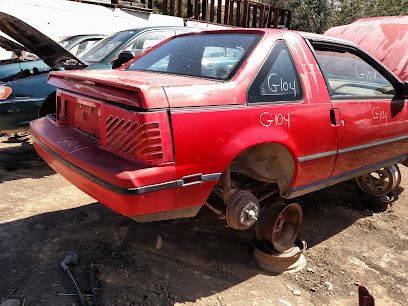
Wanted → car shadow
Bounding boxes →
[0,140,55,183]
[299,180,404,248]
[0,178,393,305]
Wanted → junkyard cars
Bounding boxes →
[30,29,408,253]
[58,34,105,56]
[0,12,197,131]
[325,16,408,81]
[0,34,103,84]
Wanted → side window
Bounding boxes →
[314,48,395,98]
[74,39,101,55]
[124,31,175,56]
[20,60,50,75]
[248,40,303,103]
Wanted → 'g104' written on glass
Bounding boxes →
[267,73,297,97]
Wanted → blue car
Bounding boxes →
[0,11,197,131]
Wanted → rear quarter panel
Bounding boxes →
[169,31,336,208]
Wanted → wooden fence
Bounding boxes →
[73,0,291,28]
[163,0,291,28]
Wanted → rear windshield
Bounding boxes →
[126,33,260,80]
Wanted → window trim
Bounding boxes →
[246,39,304,105]
[307,39,400,101]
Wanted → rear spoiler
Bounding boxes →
[48,71,169,109]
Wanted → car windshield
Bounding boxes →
[127,33,260,80]
[79,30,137,63]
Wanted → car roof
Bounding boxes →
[114,26,201,35]
[297,31,359,47]
[62,34,105,39]
[160,27,358,47]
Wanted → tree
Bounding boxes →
[286,0,408,33]
[289,0,330,33]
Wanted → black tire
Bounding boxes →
[38,93,56,118]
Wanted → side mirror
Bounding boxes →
[0,85,12,100]
[112,51,135,69]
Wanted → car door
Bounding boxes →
[246,38,338,192]
[310,41,407,177]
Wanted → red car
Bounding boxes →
[30,29,408,252]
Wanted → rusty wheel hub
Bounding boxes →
[226,190,260,230]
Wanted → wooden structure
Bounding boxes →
[162,0,291,28]
[73,0,292,28]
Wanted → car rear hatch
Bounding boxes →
[48,70,177,166]
[47,68,223,163]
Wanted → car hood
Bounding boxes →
[0,12,84,68]
[0,35,29,54]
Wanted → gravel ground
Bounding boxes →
[0,136,407,306]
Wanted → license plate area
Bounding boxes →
[57,90,101,139]
[73,103,100,138]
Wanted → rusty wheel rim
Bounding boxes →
[271,203,303,252]
[256,201,303,252]
[355,165,400,197]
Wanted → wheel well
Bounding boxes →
[232,143,295,195]
[38,92,56,118]
[206,142,296,227]
[225,143,295,196]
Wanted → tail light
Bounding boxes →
[99,103,173,165]
[55,90,174,166]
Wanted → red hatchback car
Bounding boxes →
[30,29,408,253]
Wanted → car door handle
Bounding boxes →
[330,108,344,126]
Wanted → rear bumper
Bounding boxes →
[30,116,194,218]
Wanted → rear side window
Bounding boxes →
[248,40,303,103]
[314,49,395,98]
[127,33,260,80]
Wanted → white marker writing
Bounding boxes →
[260,112,290,128]
[267,73,297,97]
[372,107,387,124]
[355,65,377,80]
[57,137,89,153]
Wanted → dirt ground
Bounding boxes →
[0,136,407,306]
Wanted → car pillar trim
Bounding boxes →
[31,134,221,196]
